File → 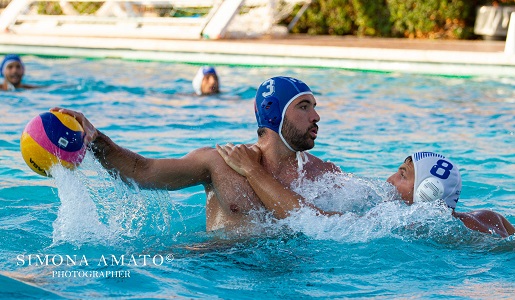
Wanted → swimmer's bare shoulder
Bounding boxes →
[305,152,342,177]
[187,146,231,178]
[453,210,515,238]
[200,145,258,190]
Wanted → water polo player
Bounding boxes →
[52,76,340,232]
[217,146,515,238]
[1,54,38,91]
[192,66,220,96]
[387,152,514,237]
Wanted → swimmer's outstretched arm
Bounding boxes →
[52,107,211,190]
[216,144,341,219]
[20,83,42,89]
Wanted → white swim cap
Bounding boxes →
[412,151,461,209]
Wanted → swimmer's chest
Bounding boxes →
[209,164,303,214]
[210,171,263,213]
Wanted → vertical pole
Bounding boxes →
[288,1,311,32]
[0,0,31,32]
[505,12,515,55]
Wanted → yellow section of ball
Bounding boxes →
[20,132,76,177]
[50,111,84,132]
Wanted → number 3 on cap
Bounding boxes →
[262,79,275,97]
[430,159,453,180]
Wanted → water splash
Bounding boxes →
[50,163,111,247]
[292,172,394,215]
[48,152,510,249]
[50,152,188,249]
[268,172,469,243]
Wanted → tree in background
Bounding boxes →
[286,0,515,39]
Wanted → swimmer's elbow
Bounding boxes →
[274,210,290,220]
[501,216,515,236]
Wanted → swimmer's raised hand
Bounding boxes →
[216,143,262,177]
[50,107,98,145]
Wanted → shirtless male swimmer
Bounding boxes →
[1,54,39,91]
[217,145,515,238]
[53,76,340,232]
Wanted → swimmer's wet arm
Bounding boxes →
[91,131,210,189]
[244,164,339,219]
[216,144,340,219]
[452,210,515,238]
[51,107,209,189]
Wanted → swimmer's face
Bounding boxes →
[282,94,319,151]
[386,156,415,204]
[201,73,219,95]
[3,61,24,86]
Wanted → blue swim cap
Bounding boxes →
[255,76,312,134]
[1,54,24,77]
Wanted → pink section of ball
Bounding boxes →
[23,115,85,164]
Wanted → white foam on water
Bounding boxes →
[272,172,462,243]
[292,172,393,215]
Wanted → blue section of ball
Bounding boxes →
[40,112,84,152]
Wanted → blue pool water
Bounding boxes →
[1,56,514,299]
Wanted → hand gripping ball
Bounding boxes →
[20,111,86,176]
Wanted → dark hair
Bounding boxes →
[257,127,266,137]
[404,156,413,163]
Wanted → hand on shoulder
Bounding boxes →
[216,143,262,177]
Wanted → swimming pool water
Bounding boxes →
[0,56,514,299]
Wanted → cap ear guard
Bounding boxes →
[414,177,444,203]
[258,96,281,130]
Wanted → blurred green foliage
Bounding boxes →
[286,0,515,39]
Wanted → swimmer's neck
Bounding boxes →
[2,80,21,91]
[257,135,298,173]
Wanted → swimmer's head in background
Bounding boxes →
[192,66,218,95]
[411,151,461,209]
[1,54,24,77]
[254,76,312,151]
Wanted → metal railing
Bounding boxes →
[0,0,310,39]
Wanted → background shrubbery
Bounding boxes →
[285,0,515,39]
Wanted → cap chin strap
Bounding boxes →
[6,81,15,91]
[279,130,308,173]
[276,91,313,174]
[279,130,295,152]
[296,151,308,173]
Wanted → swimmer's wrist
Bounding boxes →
[90,131,111,158]
[245,164,265,179]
